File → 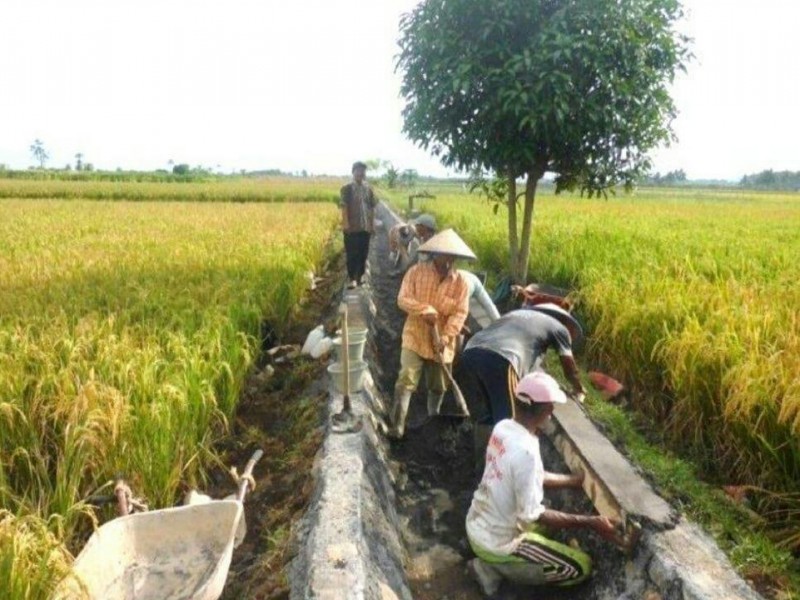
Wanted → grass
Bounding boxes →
[0,198,338,599]
[582,386,800,598]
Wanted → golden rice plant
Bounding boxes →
[0,177,343,203]
[0,199,338,598]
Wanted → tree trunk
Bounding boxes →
[512,166,545,283]
[506,171,519,281]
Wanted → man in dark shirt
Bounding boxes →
[340,161,378,288]
[454,303,586,426]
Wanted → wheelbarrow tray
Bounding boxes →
[57,500,242,600]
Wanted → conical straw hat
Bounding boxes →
[417,228,477,260]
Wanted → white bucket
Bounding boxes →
[338,327,368,343]
[332,337,366,363]
[327,361,368,393]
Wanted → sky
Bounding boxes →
[0,0,798,181]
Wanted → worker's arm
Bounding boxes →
[441,278,470,341]
[537,509,620,542]
[472,279,501,321]
[397,267,435,317]
[543,470,583,490]
[340,186,350,232]
[366,188,376,234]
[559,355,585,399]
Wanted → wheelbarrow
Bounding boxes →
[56,449,263,600]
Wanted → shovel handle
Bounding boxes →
[431,323,471,418]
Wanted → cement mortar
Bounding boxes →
[290,202,762,600]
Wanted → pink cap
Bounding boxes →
[515,372,567,405]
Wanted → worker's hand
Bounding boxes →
[592,516,622,543]
[421,310,438,325]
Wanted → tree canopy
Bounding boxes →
[397,0,690,280]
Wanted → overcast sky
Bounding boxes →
[0,0,797,180]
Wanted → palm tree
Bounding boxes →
[30,139,49,169]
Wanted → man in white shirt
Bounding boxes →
[459,270,500,331]
[465,371,620,597]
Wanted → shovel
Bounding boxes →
[331,302,363,434]
[431,323,470,418]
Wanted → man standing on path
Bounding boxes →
[340,161,377,289]
[390,229,475,439]
[466,371,620,597]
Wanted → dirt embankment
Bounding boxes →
[213,249,345,600]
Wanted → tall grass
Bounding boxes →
[0,199,338,598]
[404,188,800,545]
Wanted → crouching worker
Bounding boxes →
[466,371,620,597]
[389,229,475,439]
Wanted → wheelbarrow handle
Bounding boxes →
[237,449,264,502]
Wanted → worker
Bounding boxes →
[405,213,437,266]
[340,161,378,289]
[388,222,417,268]
[459,270,500,331]
[390,228,474,439]
[388,213,437,276]
[466,371,621,597]
[455,303,586,426]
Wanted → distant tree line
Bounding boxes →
[641,169,688,186]
[740,170,800,191]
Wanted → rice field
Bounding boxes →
[404,186,800,545]
[0,176,341,203]
[0,197,338,598]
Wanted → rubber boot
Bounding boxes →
[474,423,493,476]
[427,392,444,416]
[389,389,412,439]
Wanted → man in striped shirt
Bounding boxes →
[389,229,475,439]
[466,371,620,597]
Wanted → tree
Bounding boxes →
[400,168,419,189]
[172,163,190,175]
[385,164,400,188]
[75,153,84,171]
[398,0,690,282]
[29,139,49,169]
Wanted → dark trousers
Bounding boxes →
[453,347,519,425]
[344,231,371,282]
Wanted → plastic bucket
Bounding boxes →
[338,327,368,343]
[327,361,368,394]
[333,337,366,363]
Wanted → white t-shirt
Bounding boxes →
[466,419,545,555]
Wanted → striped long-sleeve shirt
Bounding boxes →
[397,262,469,363]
